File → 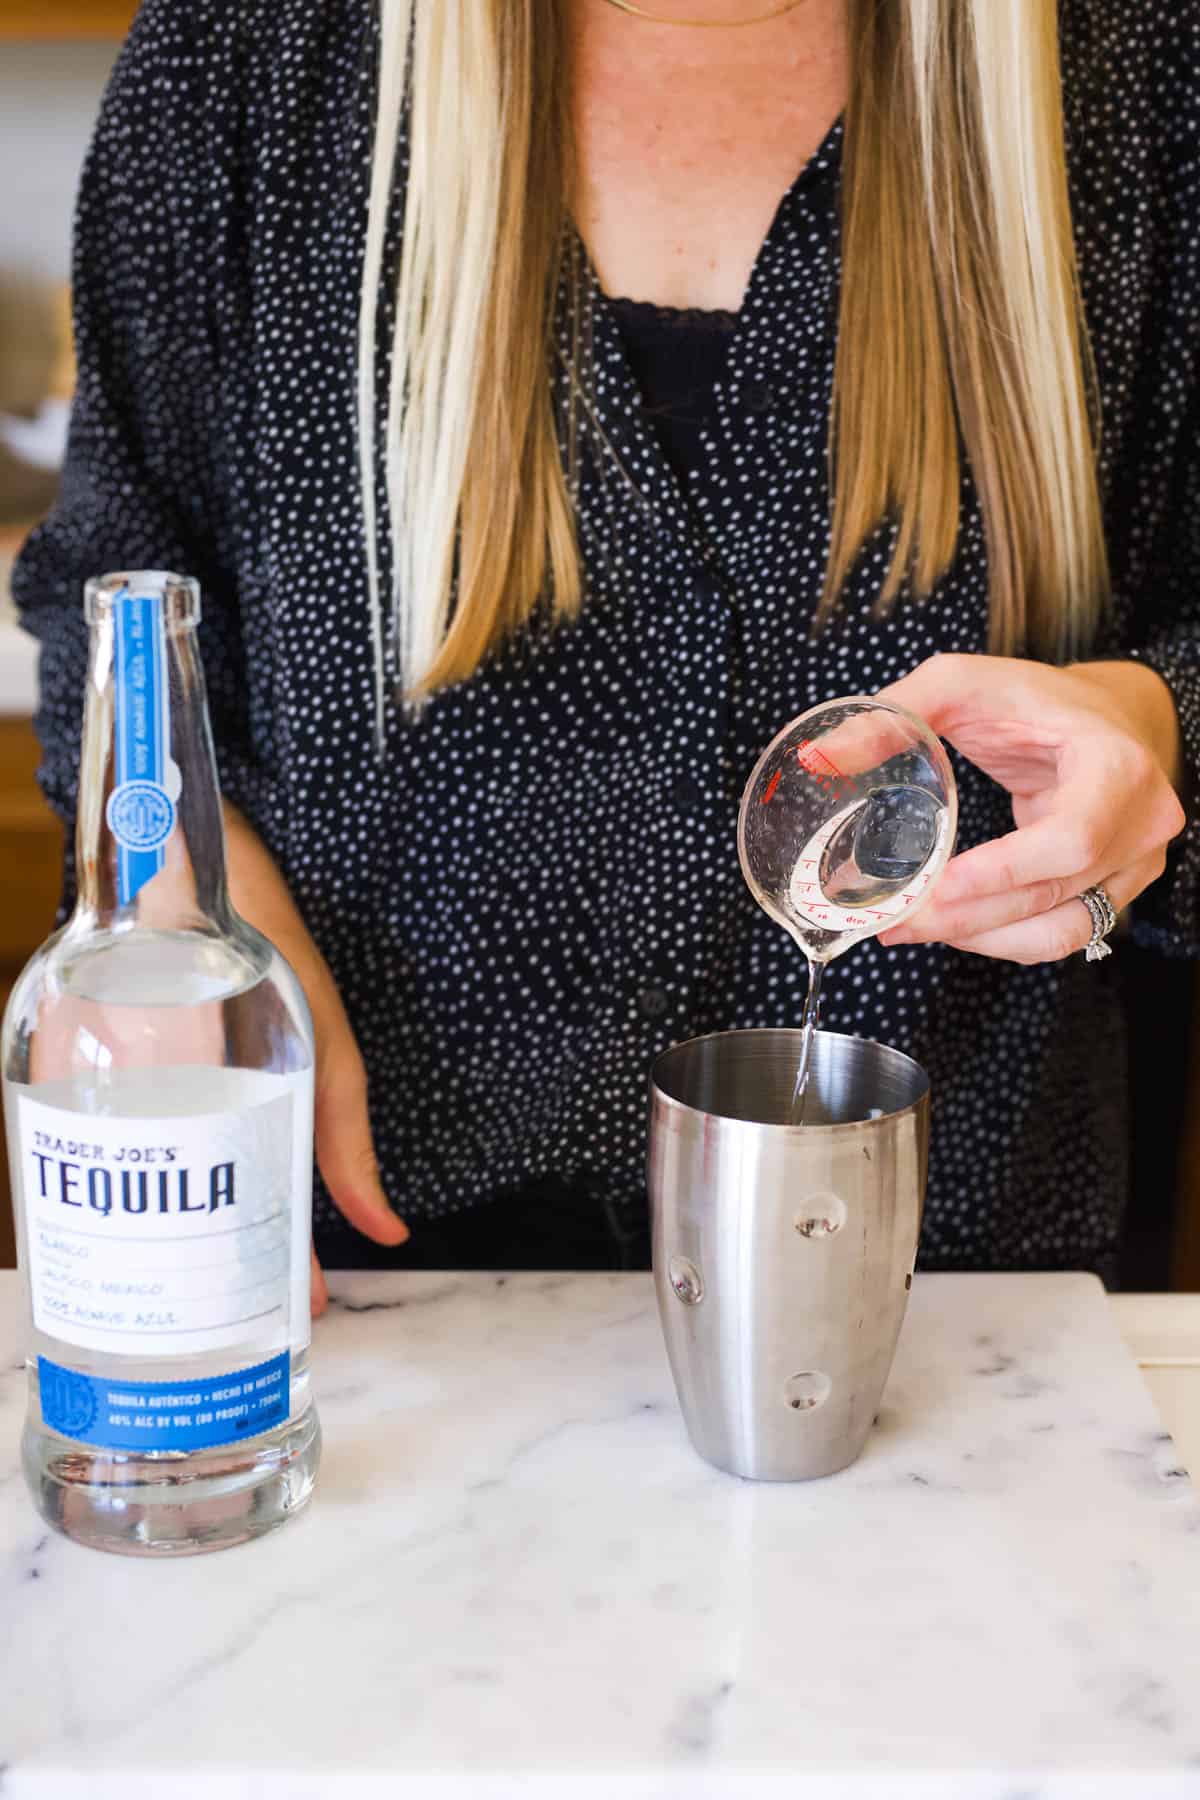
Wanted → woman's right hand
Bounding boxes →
[223,804,410,1316]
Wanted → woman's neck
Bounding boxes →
[590,0,812,21]
[568,0,847,311]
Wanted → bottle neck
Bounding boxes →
[73,581,231,934]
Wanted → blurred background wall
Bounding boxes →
[0,40,117,280]
[0,5,128,1268]
[0,37,118,525]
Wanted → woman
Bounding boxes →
[14,0,1196,1298]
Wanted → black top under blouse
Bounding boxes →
[14,0,1200,1279]
[608,297,738,483]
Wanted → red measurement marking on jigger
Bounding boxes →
[761,768,783,805]
[795,739,849,786]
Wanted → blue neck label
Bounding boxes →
[106,589,177,905]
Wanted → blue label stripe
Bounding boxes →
[37,1351,291,1453]
[112,589,172,905]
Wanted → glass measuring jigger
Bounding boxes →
[738,697,958,965]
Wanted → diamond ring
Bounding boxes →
[1078,885,1118,962]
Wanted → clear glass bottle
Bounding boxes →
[2,572,319,1555]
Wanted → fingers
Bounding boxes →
[315,1036,410,1247]
[311,1245,329,1320]
[882,830,1114,947]
[920,854,1162,965]
[917,782,1110,910]
[222,802,411,1250]
[871,654,1183,966]
[876,652,1029,736]
[879,742,1176,951]
[882,864,1079,947]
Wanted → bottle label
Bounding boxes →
[107,589,177,905]
[18,1090,293,1359]
[37,1350,291,1452]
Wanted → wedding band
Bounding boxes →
[1079,885,1118,962]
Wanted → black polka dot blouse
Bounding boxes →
[14,0,1200,1280]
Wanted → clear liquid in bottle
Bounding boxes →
[2,573,320,1556]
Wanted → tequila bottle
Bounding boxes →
[2,572,320,1554]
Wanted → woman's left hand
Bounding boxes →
[876,654,1187,964]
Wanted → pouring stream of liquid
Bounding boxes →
[783,785,947,1124]
[788,957,825,1123]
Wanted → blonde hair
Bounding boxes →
[359,0,1107,742]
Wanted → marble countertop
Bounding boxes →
[2,1269,1199,1798]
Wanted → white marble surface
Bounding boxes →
[2,1269,1199,1798]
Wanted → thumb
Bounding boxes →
[315,1032,409,1247]
[876,652,997,737]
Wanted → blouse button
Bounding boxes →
[693,569,722,607]
[672,774,704,812]
[637,985,670,1021]
[744,380,774,414]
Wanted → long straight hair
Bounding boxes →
[358,0,1107,741]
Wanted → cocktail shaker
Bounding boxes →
[648,1028,929,1481]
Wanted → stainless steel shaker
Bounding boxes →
[648,1028,929,1481]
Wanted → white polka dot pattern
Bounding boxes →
[12,0,1200,1277]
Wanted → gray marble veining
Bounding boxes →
[1,1270,1198,1797]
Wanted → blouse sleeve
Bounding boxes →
[11,0,261,898]
[1115,16,1200,959]
[1124,403,1200,958]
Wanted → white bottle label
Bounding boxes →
[18,1091,293,1358]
